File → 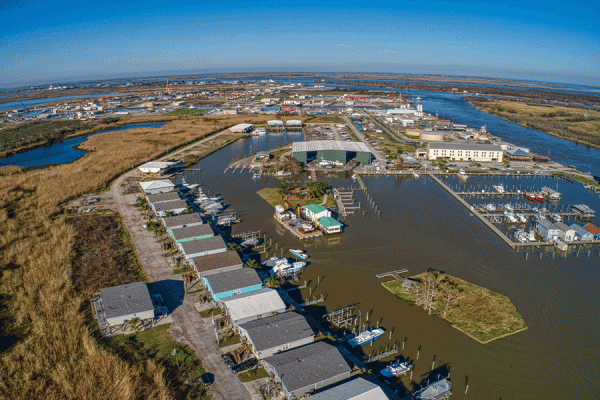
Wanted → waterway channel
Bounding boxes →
[0,122,166,168]
[182,130,599,399]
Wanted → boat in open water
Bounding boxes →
[289,249,309,260]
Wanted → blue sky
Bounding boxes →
[1,0,599,87]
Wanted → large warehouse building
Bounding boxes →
[427,142,503,162]
[292,141,372,165]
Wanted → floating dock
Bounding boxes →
[273,215,323,240]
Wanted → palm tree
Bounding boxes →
[127,318,140,334]
[244,259,259,269]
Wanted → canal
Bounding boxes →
[182,130,599,399]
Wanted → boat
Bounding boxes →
[289,249,309,260]
[270,259,306,276]
[551,213,562,222]
[413,171,420,179]
[536,193,545,202]
[347,328,385,347]
[526,230,537,241]
[514,230,528,243]
[351,174,357,180]
[380,360,412,377]
[535,212,546,220]
[485,203,496,212]
[503,204,514,212]
[319,159,332,167]
[526,192,537,201]
[504,211,517,223]
[457,169,468,180]
[517,213,528,223]
[493,184,505,194]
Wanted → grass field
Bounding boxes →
[0,114,272,399]
[237,367,269,382]
[383,273,527,344]
[305,115,343,124]
[256,187,337,210]
[467,98,600,149]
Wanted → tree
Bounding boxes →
[244,259,259,269]
[227,243,241,251]
[265,276,280,288]
[127,318,141,333]
[414,272,439,315]
[438,279,461,319]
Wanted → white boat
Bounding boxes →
[504,211,518,223]
[351,174,357,180]
[319,159,332,167]
[458,169,468,180]
[289,249,309,260]
[381,360,412,377]
[551,213,562,222]
[413,171,420,179]
[514,230,527,243]
[493,184,505,194]
[517,214,528,223]
[271,259,306,276]
[347,328,385,347]
[504,204,514,212]
[485,203,496,212]
[526,230,537,241]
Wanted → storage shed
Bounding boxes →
[138,161,174,175]
[190,251,244,278]
[139,179,176,195]
[98,282,155,327]
[147,192,181,204]
[307,377,389,400]
[179,236,227,259]
[202,268,263,301]
[151,199,189,217]
[262,341,352,399]
[237,312,314,359]
[219,288,286,325]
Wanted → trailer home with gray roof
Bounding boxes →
[179,236,227,259]
[191,251,244,278]
[238,311,314,359]
[162,213,203,230]
[151,199,189,217]
[202,268,263,301]
[169,224,214,243]
[307,377,389,400]
[219,288,286,325]
[262,341,352,399]
[146,191,181,204]
[97,282,155,327]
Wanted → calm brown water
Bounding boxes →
[187,134,600,399]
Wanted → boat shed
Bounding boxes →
[292,141,372,165]
[317,217,343,234]
[151,199,189,217]
[414,376,452,400]
[138,161,174,175]
[237,311,315,359]
[190,251,244,278]
[219,288,286,325]
[307,377,389,400]
[147,192,181,204]
[139,179,176,195]
[229,123,254,134]
[535,219,561,241]
[179,236,227,259]
[97,282,155,327]
[169,224,214,244]
[268,120,284,128]
[583,223,600,240]
[555,221,576,242]
[570,224,594,241]
[202,268,263,301]
[572,204,595,218]
[262,341,352,399]
[162,213,204,231]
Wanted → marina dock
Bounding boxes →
[273,214,323,240]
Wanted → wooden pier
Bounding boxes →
[325,306,355,327]
[273,215,323,240]
[430,175,517,249]
[376,269,409,279]
[367,344,399,363]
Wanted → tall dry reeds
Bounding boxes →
[0,115,271,399]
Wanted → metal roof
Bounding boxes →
[204,268,262,294]
[264,341,352,393]
[220,288,286,322]
[292,140,371,153]
[238,312,314,352]
[304,204,327,214]
[162,213,203,229]
[191,251,243,273]
[415,377,452,400]
[139,161,174,171]
[308,377,389,400]
[583,223,600,235]
[180,236,227,255]
[152,199,189,212]
[318,216,343,228]
[147,192,181,204]
[100,282,154,320]
[537,219,559,231]
[427,142,502,151]
[139,179,175,190]
[170,224,214,240]
[573,204,595,214]
[570,224,593,237]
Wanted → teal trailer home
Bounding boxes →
[202,268,263,301]
[169,224,214,244]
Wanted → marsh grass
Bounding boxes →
[0,115,271,399]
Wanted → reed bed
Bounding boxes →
[0,115,270,399]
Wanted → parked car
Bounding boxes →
[232,358,258,374]
[221,353,236,369]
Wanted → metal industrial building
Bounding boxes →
[292,141,372,165]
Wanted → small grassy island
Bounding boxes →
[383,272,527,344]
[257,181,337,209]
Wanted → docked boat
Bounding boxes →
[380,360,412,377]
[413,171,420,179]
[347,328,385,347]
[517,213,528,223]
[515,230,528,243]
[504,211,518,223]
[526,230,537,241]
[289,249,309,260]
[485,203,496,212]
[271,259,306,276]
[503,204,514,212]
[457,169,468,180]
[526,192,537,201]
[551,213,562,222]
[536,193,545,202]
[493,184,505,194]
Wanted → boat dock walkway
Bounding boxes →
[273,214,323,240]
[333,188,348,217]
[376,269,409,279]
[430,174,517,249]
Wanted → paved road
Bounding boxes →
[342,116,388,164]
[110,167,252,399]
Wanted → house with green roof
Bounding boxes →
[317,216,343,234]
[301,204,331,223]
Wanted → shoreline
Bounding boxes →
[465,98,600,151]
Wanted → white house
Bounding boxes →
[138,161,174,175]
[301,204,331,223]
[536,219,561,241]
